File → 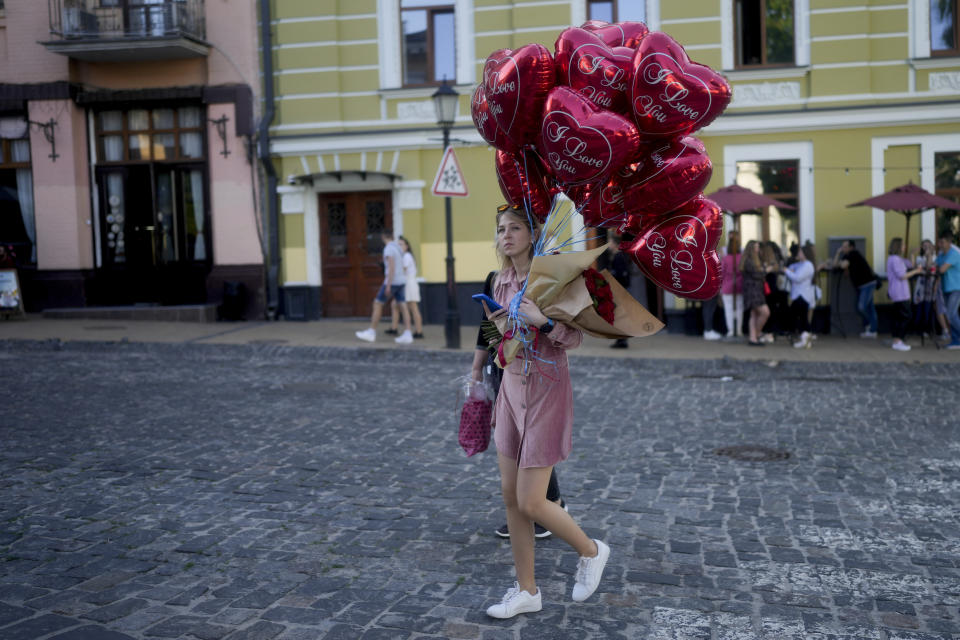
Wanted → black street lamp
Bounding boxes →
[432,79,460,349]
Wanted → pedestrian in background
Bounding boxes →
[597,233,631,348]
[388,236,424,339]
[477,204,609,620]
[783,243,816,348]
[761,241,787,340]
[935,231,960,349]
[913,239,949,339]
[355,229,413,344]
[886,238,923,352]
[825,240,879,338]
[720,231,742,338]
[741,240,771,347]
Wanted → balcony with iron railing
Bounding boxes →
[43,0,209,62]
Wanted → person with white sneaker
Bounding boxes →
[355,229,414,345]
[886,238,923,352]
[784,244,816,349]
[480,205,610,620]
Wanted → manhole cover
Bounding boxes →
[714,445,790,462]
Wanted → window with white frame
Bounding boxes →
[736,159,800,251]
[936,151,960,240]
[588,0,616,22]
[400,0,456,86]
[735,0,795,67]
[931,0,960,56]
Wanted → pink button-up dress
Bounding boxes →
[491,267,583,469]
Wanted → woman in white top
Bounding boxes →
[397,236,423,338]
[783,244,816,348]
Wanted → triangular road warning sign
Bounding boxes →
[431,147,469,198]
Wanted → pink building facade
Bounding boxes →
[0,0,264,318]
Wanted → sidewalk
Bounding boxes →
[2,314,956,363]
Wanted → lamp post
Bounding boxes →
[432,79,460,349]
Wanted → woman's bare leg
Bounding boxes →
[516,465,597,558]
[498,454,536,594]
[408,302,423,334]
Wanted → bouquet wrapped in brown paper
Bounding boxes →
[492,244,664,367]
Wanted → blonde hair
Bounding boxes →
[495,207,540,271]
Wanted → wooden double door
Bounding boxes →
[320,191,393,317]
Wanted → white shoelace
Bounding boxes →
[501,583,521,603]
[575,557,589,584]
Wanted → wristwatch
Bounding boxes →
[539,318,555,334]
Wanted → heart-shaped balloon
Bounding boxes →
[484,44,555,146]
[572,175,630,229]
[581,20,649,48]
[630,31,731,138]
[555,28,633,114]
[471,84,519,154]
[622,196,723,300]
[495,149,555,222]
[537,86,640,186]
[621,136,712,231]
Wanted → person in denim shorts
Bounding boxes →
[355,229,413,344]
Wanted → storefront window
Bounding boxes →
[736,159,799,252]
[96,106,205,163]
[0,124,35,265]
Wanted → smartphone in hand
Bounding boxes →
[472,293,503,311]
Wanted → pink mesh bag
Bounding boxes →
[457,377,492,457]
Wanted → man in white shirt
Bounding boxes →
[356,230,413,344]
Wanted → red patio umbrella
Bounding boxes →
[706,184,797,232]
[847,182,960,255]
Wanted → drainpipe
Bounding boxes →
[258,0,280,319]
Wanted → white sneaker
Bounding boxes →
[793,331,811,349]
[860,330,877,338]
[703,330,722,341]
[395,330,413,344]
[485,582,542,619]
[355,328,375,342]
[572,539,610,602]
[892,341,911,352]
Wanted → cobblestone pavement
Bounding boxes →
[1,339,958,640]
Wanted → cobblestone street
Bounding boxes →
[1,339,958,639]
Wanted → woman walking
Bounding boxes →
[476,204,609,619]
[720,232,742,338]
[741,240,771,346]
[783,244,816,348]
[398,236,424,338]
[887,238,923,351]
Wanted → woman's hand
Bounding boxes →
[481,300,506,322]
[517,297,548,327]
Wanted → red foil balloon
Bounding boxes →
[554,28,633,114]
[537,86,640,186]
[471,84,519,154]
[483,44,555,146]
[581,20,649,48]
[622,196,723,300]
[573,176,630,229]
[621,136,713,231]
[630,31,731,138]
[495,149,554,223]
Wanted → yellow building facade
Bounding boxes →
[265,0,960,323]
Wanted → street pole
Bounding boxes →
[442,125,461,349]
